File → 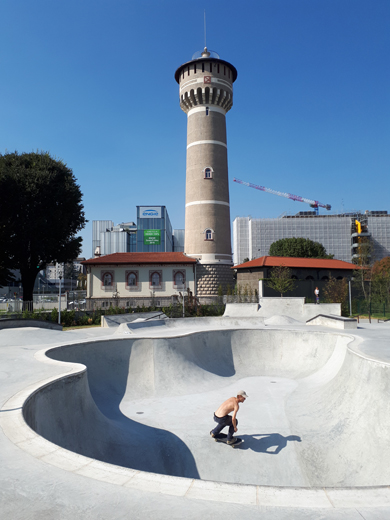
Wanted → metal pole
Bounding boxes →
[58,275,62,324]
[349,279,352,316]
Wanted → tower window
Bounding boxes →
[182,70,184,79]
[203,167,213,179]
[187,66,190,76]
[228,69,230,79]
[210,63,212,72]
[217,64,220,73]
[204,228,214,241]
[206,107,209,116]
[194,63,197,74]
[202,62,205,72]
[224,66,226,75]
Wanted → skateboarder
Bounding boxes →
[314,287,320,304]
[210,390,248,445]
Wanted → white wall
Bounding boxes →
[88,264,195,298]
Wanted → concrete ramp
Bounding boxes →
[223,303,259,317]
[307,314,358,329]
[115,315,265,334]
[21,327,390,488]
[224,298,341,322]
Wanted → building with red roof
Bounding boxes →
[82,252,197,308]
[233,256,359,299]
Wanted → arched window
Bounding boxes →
[128,273,137,286]
[149,270,162,289]
[101,271,114,291]
[126,271,139,290]
[306,276,314,281]
[321,276,329,281]
[173,270,186,289]
[103,272,112,286]
[203,166,213,179]
[205,228,214,241]
[175,272,184,286]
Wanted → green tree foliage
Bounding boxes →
[352,237,373,303]
[265,265,296,297]
[64,262,79,282]
[0,151,86,302]
[269,237,332,258]
[372,256,390,304]
[323,275,349,316]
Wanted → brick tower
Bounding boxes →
[175,48,237,298]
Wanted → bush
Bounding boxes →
[50,308,58,323]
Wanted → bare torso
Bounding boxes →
[215,397,239,418]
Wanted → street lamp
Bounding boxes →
[58,264,63,325]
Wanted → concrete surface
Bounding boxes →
[0,318,62,330]
[224,299,341,321]
[307,315,358,329]
[101,311,167,327]
[1,318,390,519]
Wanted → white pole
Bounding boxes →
[58,275,62,324]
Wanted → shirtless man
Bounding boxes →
[210,390,248,444]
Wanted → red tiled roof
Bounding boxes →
[82,252,197,266]
[233,256,360,270]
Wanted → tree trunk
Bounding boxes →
[20,267,38,305]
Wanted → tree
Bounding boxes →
[0,151,86,302]
[323,275,349,316]
[265,265,296,297]
[77,272,87,290]
[372,256,390,304]
[352,237,373,304]
[64,262,80,290]
[269,237,333,258]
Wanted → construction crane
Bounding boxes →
[233,178,331,215]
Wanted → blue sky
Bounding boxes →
[1,0,389,258]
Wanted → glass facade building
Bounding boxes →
[233,211,390,265]
[92,207,184,257]
[136,206,173,253]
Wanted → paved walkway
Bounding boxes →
[1,320,390,519]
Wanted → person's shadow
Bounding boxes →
[238,433,302,454]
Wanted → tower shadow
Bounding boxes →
[239,433,302,454]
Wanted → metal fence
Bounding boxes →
[0,291,87,313]
[353,300,390,317]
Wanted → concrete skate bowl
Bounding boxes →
[22,329,390,488]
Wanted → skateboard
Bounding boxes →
[212,432,243,448]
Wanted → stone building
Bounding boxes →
[175,48,237,298]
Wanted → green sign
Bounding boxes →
[144,229,161,245]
